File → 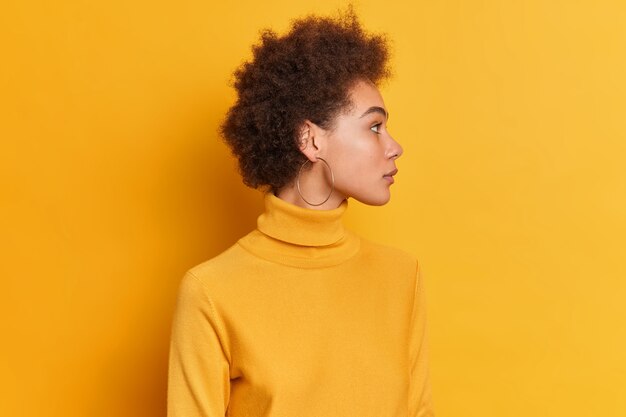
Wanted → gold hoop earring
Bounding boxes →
[296,157,335,206]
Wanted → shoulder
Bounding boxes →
[181,239,255,292]
[187,242,240,275]
[355,233,420,275]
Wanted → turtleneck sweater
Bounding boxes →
[167,191,435,417]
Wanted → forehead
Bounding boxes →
[346,80,385,115]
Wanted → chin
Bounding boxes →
[350,189,391,206]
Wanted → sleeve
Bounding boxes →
[167,271,231,417]
[408,260,436,417]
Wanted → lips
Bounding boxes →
[384,168,398,177]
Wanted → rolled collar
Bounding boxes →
[237,191,360,268]
[257,191,348,246]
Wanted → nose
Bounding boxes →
[387,135,403,160]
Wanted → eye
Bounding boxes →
[370,123,382,134]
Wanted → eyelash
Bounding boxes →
[371,123,383,134]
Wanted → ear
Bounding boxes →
[297,119,328,162]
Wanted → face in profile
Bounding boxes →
[321,79,404,206]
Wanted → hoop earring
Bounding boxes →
[296,157,335,206]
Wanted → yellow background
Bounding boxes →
[1,0,625,416]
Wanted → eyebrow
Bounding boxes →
[359,106,389,121]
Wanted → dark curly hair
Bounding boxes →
[219,5,392,194]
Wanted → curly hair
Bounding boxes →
[219,5,392,194]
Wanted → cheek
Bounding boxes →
[333,137,379,176]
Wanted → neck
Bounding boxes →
[258,191,348,246]
[236,190,361,268]
[275,182,347,210]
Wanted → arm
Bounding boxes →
[167,271,231,417]
[408,261,435,417]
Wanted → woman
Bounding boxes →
[167,6,435,417]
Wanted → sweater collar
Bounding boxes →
[236,191,361,268]
[257,191,349,246]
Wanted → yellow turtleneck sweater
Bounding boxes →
[167,192,435,417]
